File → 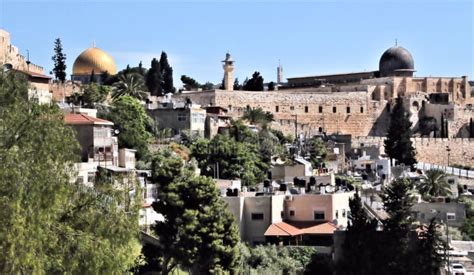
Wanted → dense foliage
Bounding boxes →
[238,244,317,274]
[102,95,152,160]
[0,71,141,273]
[51,38,67,82]
[243,71,264,91]
[417,169,452,200]
[384,97,417,168]
[148,150,240,274]
[70,82,111,108]
[112,73,148,100]
[189,120,272,186]
[337,179,445,274]
[144,52,175,96]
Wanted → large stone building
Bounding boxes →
[177,48,472,139]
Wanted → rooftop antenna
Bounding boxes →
[93,40,96,48]
[395,38,398,46]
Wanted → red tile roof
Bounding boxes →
[264,221,339,237]
[64,113,113,126]
[301,222,338,235]
[264,222,301,236]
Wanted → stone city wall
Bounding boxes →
[353,136,474,167]
[178,89,388,137]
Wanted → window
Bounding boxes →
[275,106,279,112]
[360,106,364,113]
[305,106,309,113]
[333,107,337,113]
[335,210,339,219]
[177,113,187,121]
[290,106,295,111]
[319,106,323,113]
[314,211,325,220]
[289,210,295,217]
[342,209,346,218]
[251,213,264,220]
[447,213,456,221]
[346,107,351,113]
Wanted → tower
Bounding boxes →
[222,53,234,91]
[277,60,283,84]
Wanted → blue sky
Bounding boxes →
[0,0,472,86]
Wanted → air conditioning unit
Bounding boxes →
[285,195,293,201]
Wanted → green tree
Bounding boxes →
[0,71,141,273]
[190,132,268,186]
[104,95,152,160]
[306,137,327,168]
[268,81,276,91]
[233,78,242,90]
[337,189,378,274]
[440,114,445,138]
[180,75,200,91]
[79,82,110,107]
[51,38,67,83]
[240,245,304,274]
[146,58,163,96]
[243,71,264,91]
[380,178,416,274]
[200,81,214,90]
[242,107,274,127]
[470,117,473,138]
[159,51,175,93]
[417,169,452,200]
[89,69,97,83]
[384,97,417,168]
[112,73,148,100]
[150,150,239,274]
[416,218,446,275]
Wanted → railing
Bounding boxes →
[416,162,473,179]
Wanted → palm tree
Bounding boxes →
[417,169,452,199]
[112,73,148,100]
[242,107,274,126]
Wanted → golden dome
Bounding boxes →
[72,47,117,75]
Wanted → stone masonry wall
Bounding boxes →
[177,88,388,137]
[353,137,474,167]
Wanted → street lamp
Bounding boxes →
[446,146,451,168]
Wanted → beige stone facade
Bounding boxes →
[0,29,44,74]
[353,137,474,167]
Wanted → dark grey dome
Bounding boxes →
[379,46,415,77]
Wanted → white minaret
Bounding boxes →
[222,53,234,91]
[277,60,283,84]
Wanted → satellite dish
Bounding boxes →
[325,185,334,193]
[333,219,338,226]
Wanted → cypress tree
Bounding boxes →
[159,52,175,94]
[440,114,445,138]
[337,189,378,274]
[51,38,67,83]
[469,117,474,138]
[145,58,163,96]
[380,178,417,274]
[89,69,96,83]
[384,97,417,168]
[445,119,449,138]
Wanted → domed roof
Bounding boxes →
[379,46,415,77]
[72,47,117,75]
